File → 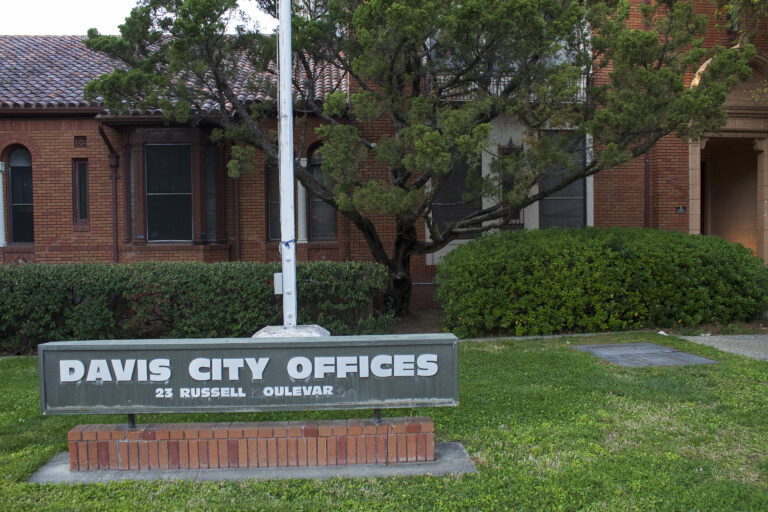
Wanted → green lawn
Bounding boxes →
[1,333,766,511]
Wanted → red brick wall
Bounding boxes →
[67,418,435,471]
[0,117,116,263]
[594,1,768,231]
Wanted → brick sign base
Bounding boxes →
[67,417,435,471]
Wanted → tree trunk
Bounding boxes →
[389,257,413,317]
[389,217,417,316]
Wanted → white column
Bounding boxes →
[297,181,308,243]
[688,140,702,235]
[523,184,540,229]
[278,0,297,327]
[0,165,6,247]
[585,134,594,227]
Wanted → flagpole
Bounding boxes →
[278,0,297,328]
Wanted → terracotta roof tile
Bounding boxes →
[0,35,347,112]
[0,36,115,108]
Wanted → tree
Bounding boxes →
[86,0,754,315]
[718,0,768,41]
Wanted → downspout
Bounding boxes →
[233,177,241,261]
[0,161,6,248]
[644,151,651,227]
[98,122,120,263]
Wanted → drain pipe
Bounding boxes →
[0,161,6,248]
[644,151,651,228]
[98,122,120,263]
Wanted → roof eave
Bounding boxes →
[0,106,105,116]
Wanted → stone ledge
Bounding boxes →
[67,418,434,471]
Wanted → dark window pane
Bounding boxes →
[147,195,192,241]
[310,198,336,240]
[11,167,32,204]
[539,131,585,228]
[129,150,136,239]
[499,146,522,222]
[205,145,217,240]
[308,149,336,240]
[145,145,191,193]
[269,202,281,241]
[12,205,33,243]
[9,148,31,167]
[9,148,33,243]
[145,144,192,241]
[433,160,481,238]
[541,198,585,228]
[543,178,584,198]
[76,161,88,221]
[267,165,281,240]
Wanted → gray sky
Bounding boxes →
[0,0,277,35]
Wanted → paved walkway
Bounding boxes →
[465,332,768,362]
[679,334,768,361]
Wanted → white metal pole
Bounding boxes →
[0,165,6,248]
[278,0,298,327]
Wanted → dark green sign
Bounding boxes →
[38,334,458,414]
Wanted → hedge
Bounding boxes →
[436,228,768,338]
[0,261,393,353]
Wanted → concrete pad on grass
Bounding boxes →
[680,335,768,361]
[573,342,717,367]
[29,442,476,484]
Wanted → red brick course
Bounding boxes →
[67,418,435,471]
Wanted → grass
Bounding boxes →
[1,332,767,511]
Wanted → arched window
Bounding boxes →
[308,147,336,241]
[8,147,33,243]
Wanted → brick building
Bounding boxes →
[1,9,767,309]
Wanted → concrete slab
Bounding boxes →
[29,442,476,484]
[573,342,717,367]
[251,324,330,338]
[680,335,768,361]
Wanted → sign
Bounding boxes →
[38,334,458,414]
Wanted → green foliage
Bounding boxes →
[226,144,260,178]
[0,262,393,353]
[321,90,348,117]
[84,0,758,314]
[3,333,768,508]
[716,0,768,39]
[436,228,768,337]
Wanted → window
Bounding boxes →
[539,131,586,228]
[499,144,523,228]
[145,144,192,241]
[268,162,281,241]
[432,159,482,238]
[72,159,89,226]
[204,145,217,241]
[9,147,33,243]
[267,147,337,242]
[308,149,336,241]
[128,129,221,245]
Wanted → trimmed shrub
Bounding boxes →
[0,261,393,353]
[436,228,768,338]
